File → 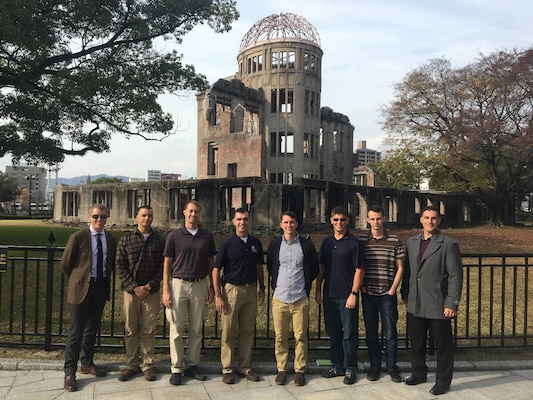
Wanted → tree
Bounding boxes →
[91,176,123,184]
[0,0,239,165]
[381,49,533,225]
[19,187,29,210]
[368,145,424,190]
[0,171,18,202]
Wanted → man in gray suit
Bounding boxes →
[61,204,117,392]
[401,206,463,396]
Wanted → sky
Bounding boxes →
[2,0,533,180]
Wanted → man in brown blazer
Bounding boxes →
[61,204,117,392]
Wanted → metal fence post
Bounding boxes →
[44,232,56,351]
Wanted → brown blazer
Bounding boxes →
[61,228,117,305]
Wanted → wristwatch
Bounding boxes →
[351,290,358,296]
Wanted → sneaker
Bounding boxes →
[389,370,402,383]
[184,365,207,381]
[322,368,341,378]
[367,369,380,381]
[118,368,138,381]
[143,369,156,381]
[343,371,356,385]
[275,371,287,385]
[294,372,306,386]
[169,373,182,385]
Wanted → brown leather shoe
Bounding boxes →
[294,372,306,386]
[143,368,156,381]
[64,375,77,392]
[222,372,235,384]
[237,370,259,381]
[275,371,287,385]
[80,364,107,377]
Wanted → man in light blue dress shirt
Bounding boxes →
[266,211,319,386]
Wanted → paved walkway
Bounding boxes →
[1,359,533,399]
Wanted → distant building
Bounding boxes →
[146,170,161,181]
[129,177,145,183]
[196,13,354,185]
[353,165,376,187]
[5,164,47,203]
[161,173,182,181]
[355,140,381,166]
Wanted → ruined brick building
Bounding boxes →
[196,13,353,185]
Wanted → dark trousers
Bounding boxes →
[323,296,359,374]
[64,279,108,376]
[407,313,454,388]
[362,293,399,372]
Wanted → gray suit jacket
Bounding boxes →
[61,228,116,305]
[401,230,462,319]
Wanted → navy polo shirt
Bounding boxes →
[319,231,364,298]
[214,234,264,285]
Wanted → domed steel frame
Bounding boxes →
[239,13,321,52]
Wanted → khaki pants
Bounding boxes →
[123,290,160,372]
[220,283,257,374]
[272,295,309,373]
[165,278,207,373]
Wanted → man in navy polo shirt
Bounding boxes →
[213,208,266,384]
[315,206,364,385]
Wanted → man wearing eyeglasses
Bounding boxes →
[61,204,117,392]
[315,206,364,385]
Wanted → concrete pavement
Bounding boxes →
[1,359,533,399]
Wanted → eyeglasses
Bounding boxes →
[333,218,346,222]
[91,215,108,220]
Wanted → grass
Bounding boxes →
[1,220,533,363]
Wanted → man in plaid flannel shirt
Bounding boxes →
[116,205,166,382]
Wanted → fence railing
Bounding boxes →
[0,246,532,352]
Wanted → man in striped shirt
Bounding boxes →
[359,205,404,383]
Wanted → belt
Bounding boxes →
[90,277,108,283]
[175,276,205,282]
[227,282,256,287]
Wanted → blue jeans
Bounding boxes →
[362,292,398,372]
[323,296,359,374]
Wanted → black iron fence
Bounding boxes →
[0,246,532,351]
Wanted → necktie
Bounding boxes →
[96,233,104,279]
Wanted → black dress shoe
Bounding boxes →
[184,365,207,381]
[430,384,449,395]
[169,373,182,385]
[405,375,427,385]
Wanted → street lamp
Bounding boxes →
[25,175,38,216]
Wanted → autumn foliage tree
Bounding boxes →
[380,48,533,225]
[0,0,239,165]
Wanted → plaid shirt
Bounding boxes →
[116,228,166,294]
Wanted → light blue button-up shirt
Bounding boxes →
[274,234,306,303]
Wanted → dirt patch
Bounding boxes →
[305,225,533,254]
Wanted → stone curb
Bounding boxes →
[1,359,532,373]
